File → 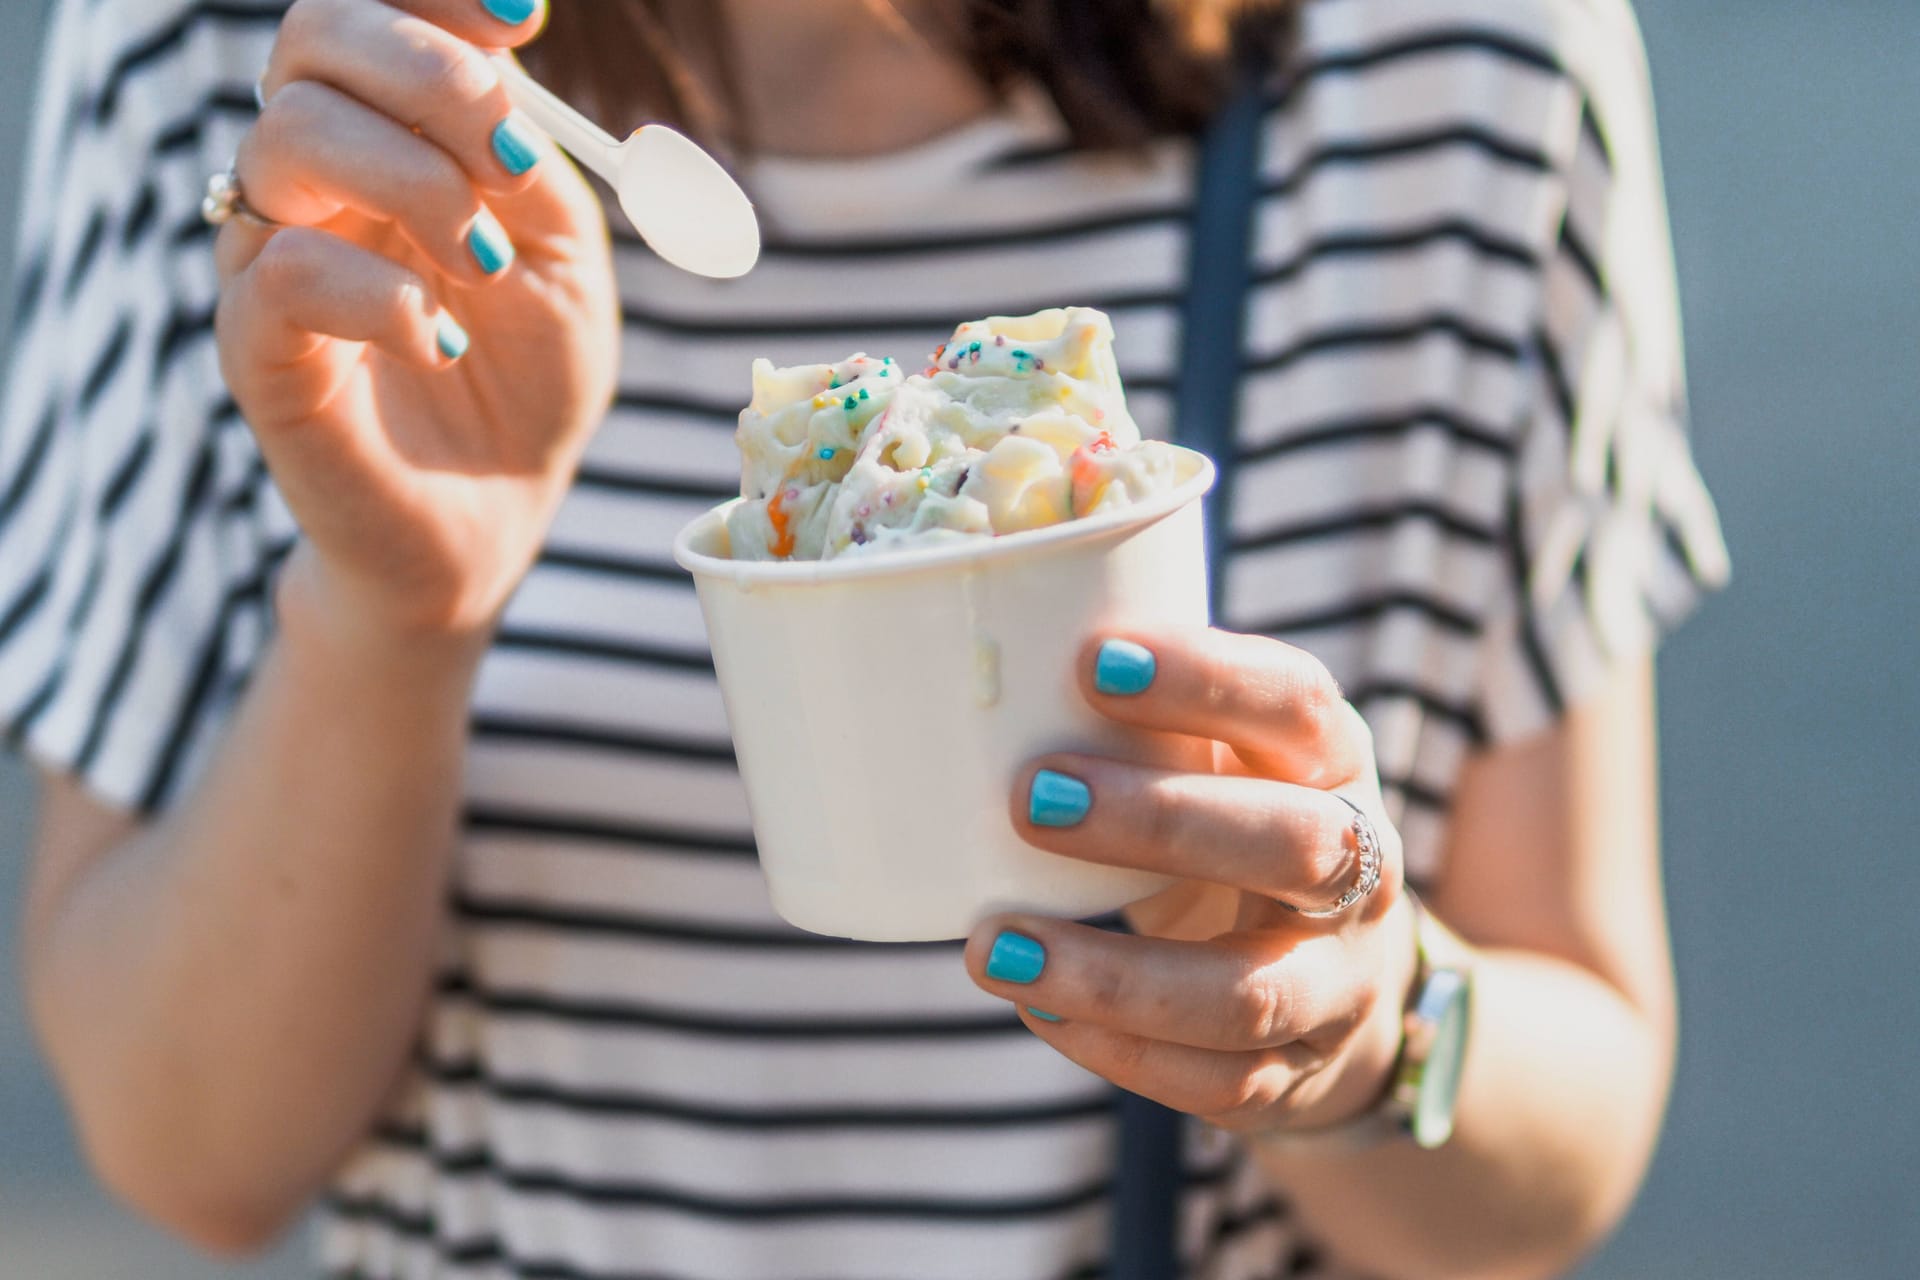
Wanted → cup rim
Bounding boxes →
[672,446,1216,586]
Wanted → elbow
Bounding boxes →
[1525,1197,1646,1280]
[1427,1025,1677,1280]
[1424,1191,1651,1280]
[1516,975,1677,1279]
[28,984,309,1256]
[43,1041,309,1259]
[1503,1192,1652,1280]
[73,1104,307,1259]
[1507,1049,1679,1280]
[83,1115,305,1257]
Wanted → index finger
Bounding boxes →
[1078,627,1370,788]
[262,0,552,195]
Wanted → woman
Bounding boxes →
[1,0,1728,1276]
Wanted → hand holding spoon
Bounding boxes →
[493,55,760,279]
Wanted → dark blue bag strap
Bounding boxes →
[1173,72,1266,611]
[1106,71,1266,1280]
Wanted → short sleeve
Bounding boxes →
[1474,0,1730,744]
[0,0,295,812]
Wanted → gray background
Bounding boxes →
[2,2,1916,1276]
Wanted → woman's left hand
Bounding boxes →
[966,627,1419,1136]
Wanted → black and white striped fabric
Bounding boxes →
[0,0,1728,1277]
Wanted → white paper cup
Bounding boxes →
[673,448,1216,941]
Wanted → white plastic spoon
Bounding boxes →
[493,55,760,279]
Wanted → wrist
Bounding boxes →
[274,547,494,689]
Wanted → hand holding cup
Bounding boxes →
[967,626,1418,1137]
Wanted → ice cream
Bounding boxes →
[676,304,1216,939]
[725,308,1179,561]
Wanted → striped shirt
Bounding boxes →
[0,1,1728,1277]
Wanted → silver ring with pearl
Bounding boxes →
[200,166,280,230]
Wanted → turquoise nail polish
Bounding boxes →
[1029,769,1090,828]
[481,0,538,24]
[467,210,515,275]
[1026,1008,1063,1023]
[435,313,469,362]
[1094,638,1157,696]
[987,932,1046,984]
[491,115,541,176]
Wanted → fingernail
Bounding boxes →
[467,209,515,275]
[987,932,1046,984]
[1026,1008,1063,1023]
[1029,769,1090,828]
[481,0,538,24]
[1094,639,1157,696]
[491,114,541,176]
[435,313,469,362]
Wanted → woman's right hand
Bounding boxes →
[215,0,619,646]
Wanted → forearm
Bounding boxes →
[26,563,484,1243]
[1250,945,1675,1280]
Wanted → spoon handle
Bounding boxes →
[492,55,621,185]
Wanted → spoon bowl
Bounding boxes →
[617,125,762,279]
[494,55,760,279]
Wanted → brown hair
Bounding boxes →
[524,0,1298,155]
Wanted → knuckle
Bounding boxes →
[241,108,286,167]
[276,0,355,70]
[275,0,331,53]
[1287,661,1345,744]
[1206,1073,1272,1131]
[252,80,326,151]
[395,29,494,110]
[1299,802,1358,904]
[248,229,317,297]
[1139,773,1197,866]
[1227,968,1292,1046]
[1197,647,1240,716]
[232,116,267,172]
[1080,955,1129,1024]
[364,139,475,233]
[1344,979,1383,1041]
[388,275,430,324]
[412,149,476,217]
[1105,1033,1152,1076]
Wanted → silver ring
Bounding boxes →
[1280,794,1384,920]
[201,167,280,230]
